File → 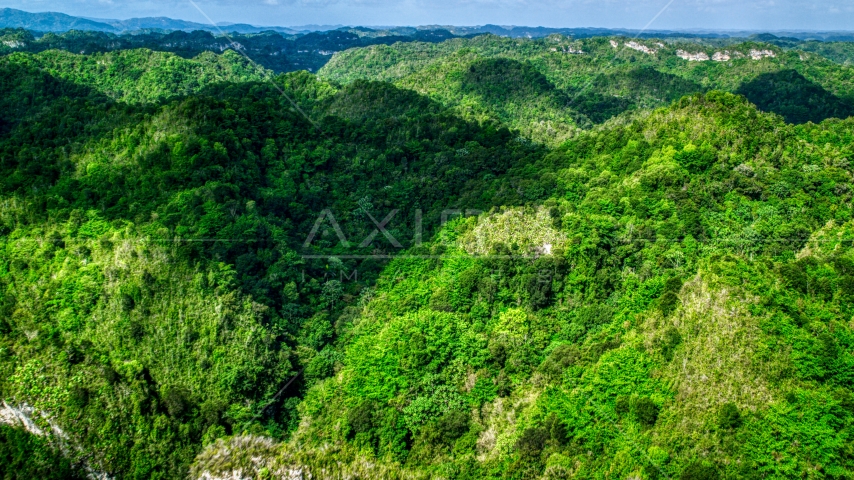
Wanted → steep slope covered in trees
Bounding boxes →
[0,50,542,478]
[395,57,592,144]
[2,32,854,480]
[320,35,854,132]
[0,27,464,75]
[197,92,854,480]
[0,48,269,103]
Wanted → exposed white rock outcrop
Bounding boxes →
[712,51,731,61]
[609,40,619,48]
[676,50,710,61]
[625,41,656,54]
[0,402,45,436]
[2,40,24,48]
[749,49,776,60]
[0,401,112,480]
[536,243,553,255]
[192,435,307,480]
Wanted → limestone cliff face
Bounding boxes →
[676,50,710,61]
[625,41,657,54]
[749,49,776,59]
[712,51,731,61]
[674,49,774,62]
[0,402,112,480]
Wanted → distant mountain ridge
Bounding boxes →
[3,8,854,40]
[421,24,854,41]
[0,8,117,33]
[0,8,300,34]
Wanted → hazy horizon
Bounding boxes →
[3,1,853,32]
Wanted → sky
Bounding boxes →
[5,0,854,31]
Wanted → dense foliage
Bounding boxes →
[0,424,86,479]
[786,41,854,66]
[0,27,462,74]
[0,46,545,478]
[280,92,854,479]
[735,69,854,124]
[0,27,854,480]
[320,35,854,139]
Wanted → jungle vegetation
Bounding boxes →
[0,28,853,480]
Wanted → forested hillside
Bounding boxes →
[0,27,462,74]
[246,92,854,479]
[1,26,854,480]
[320,35,854,137]
[0,49,268,103]
[0,45,545,478]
